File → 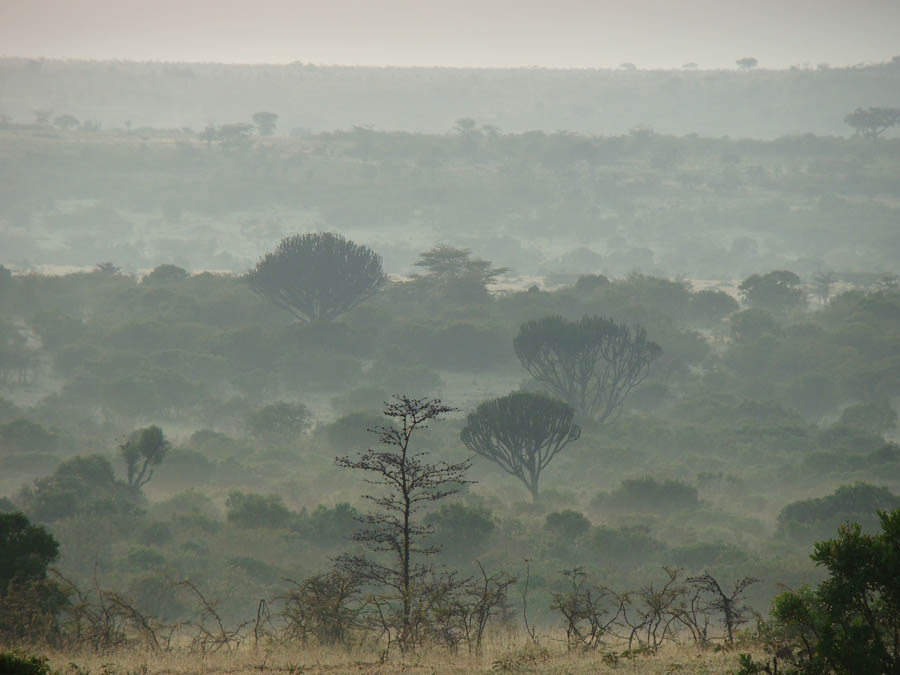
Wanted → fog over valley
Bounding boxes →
[1,4,900,673]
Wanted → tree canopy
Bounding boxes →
[0,511,59,590]
[412,245,508,301]
[513,315,661,420]
[460,391,580,501]
[844,107,900,138]
[765,509,900,673]
[248,232,387,322]
[120,425,171,490]
[738,270,806,313]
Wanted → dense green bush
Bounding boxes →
[777,483,899,542]
[594,476,699,512]
[544,510,591,540]
[753,509,900,674]
[225,491,294,529]
[424,502,495,560]
[19,455,143,523]
[587,525,665,566]
[300,502,360,546]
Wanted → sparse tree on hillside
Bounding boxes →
[252,111,279,136]
[334,395,471,651]
[248,232,387,323]
[513,315,661,420]
[844,107,900,138]
[460,392,580,501]
[413,245,508,301]
[120,425,170,490]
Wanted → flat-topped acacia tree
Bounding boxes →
[460,391,581,501]
[247,232,387,322]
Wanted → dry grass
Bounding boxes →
[18,638,762,674]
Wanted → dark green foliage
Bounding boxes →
[244,401,314,443]
[423,503,495,560]
[28,311,86,352]
[0,514,66,646]
[596,476,699,512]
[730,308,779,342]
[0,511,59,590]
[0,497,17,512]
[778,483,899,527]
[765,509,900,673]
[513,315,662,420]
[303,503,359,545]
[738,270,806,313]
[142,263,189,284]
[844,106,900,138]
[461,391,581,501]
[588,525,665,566]
[225,491,294,529]
[120,425,171,489]
[247,232,386,322]
[21,455,142,523]
[544,510,591,540]
[688,289,739,324]
[0,651,54,675]
[574,274,610,293]
[411,245,508,302]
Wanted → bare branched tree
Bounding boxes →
[551,567,625,651]
[279,571,363,647]
[687,572,759,645]
[334,395,472,652]
[177,579,249,653]
[513,315,661,420]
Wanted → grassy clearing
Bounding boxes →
[15,638,760,674]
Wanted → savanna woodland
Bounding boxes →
[1,56,900,674]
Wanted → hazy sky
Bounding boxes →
[2,0,898,69]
